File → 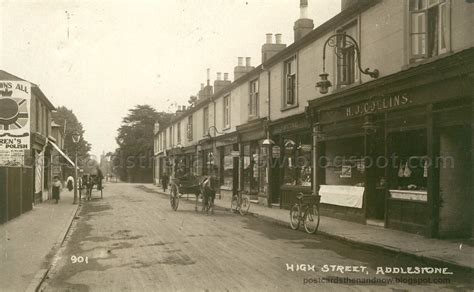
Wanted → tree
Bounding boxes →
[52,106,91,168]
[113,105,172,183]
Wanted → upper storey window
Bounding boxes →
[409,0,450,61]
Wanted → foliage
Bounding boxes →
[52,106,91,159]
[112,105,172,183]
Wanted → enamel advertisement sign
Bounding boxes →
[0,80,31,166]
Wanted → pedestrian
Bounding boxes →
[66,175,74,192]
[52,176,62,204]
[162,172,169,192]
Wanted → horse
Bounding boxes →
[200,176,216,215]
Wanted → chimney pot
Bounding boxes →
[238,57,244,66]
[245,57,251,67]
[275,33,282,44]
[217,72,222,80]
[266,33,273,44]
[224,73,229,81]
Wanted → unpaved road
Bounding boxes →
[41,183,472,291]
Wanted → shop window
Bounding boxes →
[336,21,358,88]
[249,79,259,117]
[282,135,312,186]
[388,130,428,192]
[243,142,260,195]
[283,57,297,107]
[324,137,365,187]
[409,0,450,61]
[221,146,234,190]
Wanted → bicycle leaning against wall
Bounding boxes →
[289,192,320,234]
[230,190,251,216]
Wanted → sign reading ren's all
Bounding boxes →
[0,80,31,166]
[345,94,410,117]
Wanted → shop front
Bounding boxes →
[237,118,269,205]
[269,114,312,209]
[214,133,239,200]
[308,49,473,237]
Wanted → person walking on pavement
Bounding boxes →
[162,172,169,192]
[66,175,74,192]
[52,176,62,204]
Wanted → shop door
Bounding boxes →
[366,128,386,221]
[438,126,471,238]
[271,158,280,204]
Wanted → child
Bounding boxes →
[52,176,62,204]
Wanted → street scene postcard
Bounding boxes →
[0,0,473,291]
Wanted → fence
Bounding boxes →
[0,167,33,224]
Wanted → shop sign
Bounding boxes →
[345,94,410,117]
[272,119,308,135]
[0,80,31,167]
[231,150,240,157]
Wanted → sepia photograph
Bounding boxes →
[0,0,473,291]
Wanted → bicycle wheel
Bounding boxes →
[239,195,250,216]
[303,204,320,234]
[289,204,301,230]
[170,186,179,211]
[230,195,238,213]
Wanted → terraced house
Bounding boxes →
[154,0,473,238]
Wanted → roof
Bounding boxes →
[160,0,380,132]
[0,69,56,110]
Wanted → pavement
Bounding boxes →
[0,189,79,292]
[152,184,474,272]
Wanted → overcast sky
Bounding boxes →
[0,0,340,158]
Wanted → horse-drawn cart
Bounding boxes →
[80,167,104,201]
[169,175,216,214]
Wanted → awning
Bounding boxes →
[48,140,75,167]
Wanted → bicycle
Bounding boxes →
[289,192,320,234]
[231,190,251,216]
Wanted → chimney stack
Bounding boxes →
[224,73,229,81]
[216,72,222,81]
[275,33,282,44]
[341,0,358,10]
[234,56,254,80]
[294,0,314,42]
[198,69,213,101]
[214,71,231,94]
[266,33,273,44]
[245,57,251,67]
[261,33,287,63]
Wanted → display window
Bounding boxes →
[388,130,428,192]
[281,134,312,186]
[221,145,234,190]
[323,136,365,187]
[242,142,260,194]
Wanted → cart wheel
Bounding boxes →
[170,185,179,211]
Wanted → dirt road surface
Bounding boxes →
[41,183,472,291]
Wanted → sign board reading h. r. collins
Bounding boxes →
[0,80,31,167]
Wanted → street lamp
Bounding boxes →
[316,32,379,94]
[71,131,81,204]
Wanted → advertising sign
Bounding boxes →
[0,80,31,166]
